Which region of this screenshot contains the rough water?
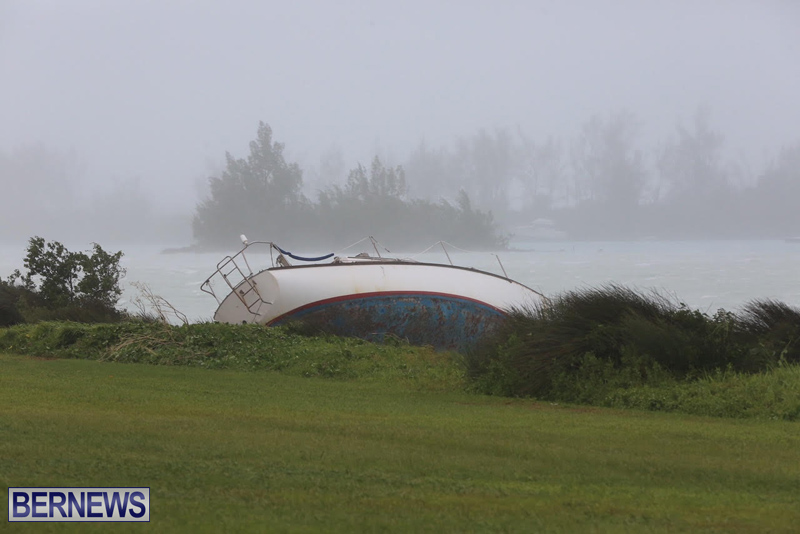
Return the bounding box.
[2,240,799,322]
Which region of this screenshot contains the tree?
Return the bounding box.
[453,128,515,214]
[0,283,24,326]
[559,111,648,237]
[304,146,346,195]
[319,156,407,206]
[571,111,646,208]
[657,106,726,203]
[316,156,503,249]
[404,140,457,201]
[6,237,125,312]
[345,156,407,201]
[516,132,564,211]
[193,122,307,246]
[650,107,735,235]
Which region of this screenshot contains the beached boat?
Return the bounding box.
[201,237,547,351]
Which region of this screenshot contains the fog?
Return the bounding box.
[1,0,799,249]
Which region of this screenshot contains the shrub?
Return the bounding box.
[3,237,127,324]
[738,299,800,364]
[466,284,795,401]
[0,281,25,327]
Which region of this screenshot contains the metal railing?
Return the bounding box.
[200,240,275,315]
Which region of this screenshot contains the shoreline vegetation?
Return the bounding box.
[1,301,798,421]
[466,285,800,420]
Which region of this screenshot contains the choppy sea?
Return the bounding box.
[2,239,799,322]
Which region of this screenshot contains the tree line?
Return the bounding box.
[194,111,800,250]
[192,122,503,250]
[401,107,800,239]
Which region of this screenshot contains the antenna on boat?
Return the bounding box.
[240,234,249,245]
[369,236,390,258]
[494,254,509,279]
[440,242,453,266]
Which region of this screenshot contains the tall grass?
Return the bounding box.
[738,298,800,362]
[467,284,800,413]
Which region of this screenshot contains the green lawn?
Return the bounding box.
[2,353,799,533]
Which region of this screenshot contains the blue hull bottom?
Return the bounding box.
[270,293,506,352]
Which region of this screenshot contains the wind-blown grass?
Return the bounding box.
[738,298,800,362]
[467,285,800,419]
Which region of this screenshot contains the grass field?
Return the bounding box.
[2,353,799,532]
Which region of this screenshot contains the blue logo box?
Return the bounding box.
[8,487,150,522]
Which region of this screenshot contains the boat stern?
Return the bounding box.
[213,270,279,324]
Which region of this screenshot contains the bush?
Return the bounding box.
[2,237,127,324]
[738,299,800,364]
[466,284,800,400]
[0,282,25,327]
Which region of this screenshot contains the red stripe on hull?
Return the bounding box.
[265,290,506,326]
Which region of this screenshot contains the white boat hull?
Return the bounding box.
[212,261,544,351]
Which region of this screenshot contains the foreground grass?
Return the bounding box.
[2,354,800,532]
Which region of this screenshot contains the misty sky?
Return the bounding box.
[1,0,799,211]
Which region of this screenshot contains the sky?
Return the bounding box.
[1,0,799,214]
